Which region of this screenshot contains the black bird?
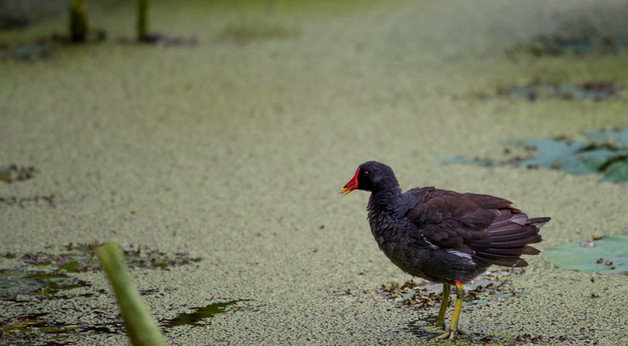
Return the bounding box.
[340,161,550,340]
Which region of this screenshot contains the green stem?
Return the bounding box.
[96,243,166,346]
[70,0,88,43]
[138,0,148,40]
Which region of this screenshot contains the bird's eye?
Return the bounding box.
[362,170,369,176]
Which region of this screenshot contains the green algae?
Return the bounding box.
[1,0,628,345]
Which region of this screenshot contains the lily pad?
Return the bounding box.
[542,235,628,275]
[604,161,628,182]
[443,125,628,183]
[585,126,628,147]
[518,138,591,174]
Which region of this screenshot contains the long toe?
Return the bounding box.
[435,329,458,340]
[423,325,446,334]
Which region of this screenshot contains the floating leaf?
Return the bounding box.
[577,147,626,172]
[518,138,592,174]
[585,126,628,147]
[542,235,628,274]
[443,126,628,183]
[603,160,628,182]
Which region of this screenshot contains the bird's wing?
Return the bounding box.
[405,188,544,267]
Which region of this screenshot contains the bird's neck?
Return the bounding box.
[366,188,406,251]
[367,187,402,214]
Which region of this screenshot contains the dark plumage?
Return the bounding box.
[341,161,550,340]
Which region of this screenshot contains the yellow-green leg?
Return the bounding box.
[423,282,450,333]
[436,280,465,340]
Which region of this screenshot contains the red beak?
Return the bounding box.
[340,167,359,196]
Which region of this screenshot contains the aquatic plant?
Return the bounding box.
[97,243,166,346]
[444,126,628,183]
[70,0,88,43]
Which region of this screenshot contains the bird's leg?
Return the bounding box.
[423,282,450,333]
[436,280,465,340]
[434,283,450,328]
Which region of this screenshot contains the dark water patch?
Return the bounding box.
[444,125,628,183]
[0,15,30,30]
[0,166,41,210]
[0,313,74,345]
[117,244,202,270]
[163,299,251,328]
[1,243,204,343]
[399,269,553,343]
[0,38,59,61]
[0,32,105,62]
[0,164,37,183]
[510,35,628,57]
[2,243,202,300]
[0,312,121,345]
[496,80,621,101]
[471,332,571,344]
[15,243,203,274]
[0,194,56,208]
[379,269,523,311]
[117,34,198,47]
[0,268,89,301]
[405,320,572,344]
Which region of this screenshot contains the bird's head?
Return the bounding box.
[340,161,397,195]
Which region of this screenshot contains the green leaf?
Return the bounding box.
[444,129,628,183]
[577,148,628,173]
[585,125,628,147]
[542,236,628,274]
[518,138,593,174]
[603,160,628,182]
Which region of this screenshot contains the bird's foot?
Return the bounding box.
[434,328,466,340]
[423,324,446,334]
[435,329,457,340]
